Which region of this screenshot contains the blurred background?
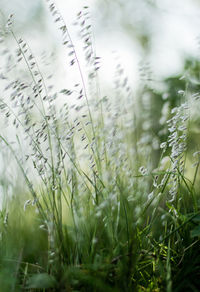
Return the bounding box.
[1,0,200,83]
[1,0,200,204]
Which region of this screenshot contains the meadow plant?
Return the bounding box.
[0,2,199,291]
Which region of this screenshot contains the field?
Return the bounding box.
[0,2,200,291]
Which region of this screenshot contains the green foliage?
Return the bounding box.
[0,1,199,291]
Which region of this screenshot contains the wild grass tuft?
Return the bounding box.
[0,2,199,291]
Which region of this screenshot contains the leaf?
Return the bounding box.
[27,273,56,289]
[190,225,200,238]
[192,214,200,223]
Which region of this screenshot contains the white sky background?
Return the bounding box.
[150,0,200,76]
[1,0,200,88]
[51,0,200,88]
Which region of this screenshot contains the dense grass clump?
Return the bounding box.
[0,2,200,291]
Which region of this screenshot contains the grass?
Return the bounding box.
[0,2,200,291]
